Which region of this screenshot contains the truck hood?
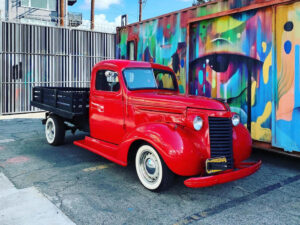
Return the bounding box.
[128,91,227,111]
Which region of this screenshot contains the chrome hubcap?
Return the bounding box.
[139,151,159,183]
[146,158,156,175]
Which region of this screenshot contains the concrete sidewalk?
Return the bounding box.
[0,112,45,120]
[0,173,75,225]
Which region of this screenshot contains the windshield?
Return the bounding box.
[123,68,178,91]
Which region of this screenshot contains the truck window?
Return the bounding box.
[154,70,176,90]
[95,70,120,92]
[123,68,178,91]
[123,68,157,90]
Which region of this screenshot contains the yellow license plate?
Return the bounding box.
[206,157,227,174]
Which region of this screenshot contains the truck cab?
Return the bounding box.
[32,60,261,191]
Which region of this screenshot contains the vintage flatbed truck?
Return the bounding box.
[31,60,261,191]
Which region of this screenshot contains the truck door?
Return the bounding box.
[90,69,125,144]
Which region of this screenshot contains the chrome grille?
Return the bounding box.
[209,117,233,169]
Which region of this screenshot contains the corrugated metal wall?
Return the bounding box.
[0,21,116,114]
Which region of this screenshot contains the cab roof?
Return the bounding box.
[94,60,174,72]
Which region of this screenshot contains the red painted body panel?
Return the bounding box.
[89,63,125,144]
[233,123,252,164]
[120,123,206,176]
[74,136,126,166]
[75,60,260,187]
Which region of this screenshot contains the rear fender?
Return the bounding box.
[118,123,206,176]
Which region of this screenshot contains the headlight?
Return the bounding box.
[193,116,203,131]
[232,114,240,126]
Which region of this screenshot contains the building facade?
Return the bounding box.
[0,0,5,19]
[0,0,78,26]
[117,0,300,154]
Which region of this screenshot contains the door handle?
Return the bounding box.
[91,102,104,113]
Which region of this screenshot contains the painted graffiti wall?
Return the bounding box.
[117,12,194,93]
[116,0,300,153]
[116,0,275,94]
[189,8,273,143]
[274,2,300,152]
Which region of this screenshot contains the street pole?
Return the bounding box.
[91,0,95,30]
[60,0,64,26]
[139,0,142,22]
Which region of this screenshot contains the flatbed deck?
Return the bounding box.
[31,87,90,120]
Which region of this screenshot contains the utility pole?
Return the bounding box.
[60,0,64,26]
[91,0,95,30]
[139,0,142,22]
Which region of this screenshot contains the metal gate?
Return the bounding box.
[0,21,116,114]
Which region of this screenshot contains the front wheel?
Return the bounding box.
[45,115,65,146]
[135,144,174,191]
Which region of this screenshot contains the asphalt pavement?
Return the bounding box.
[0,118,299,225]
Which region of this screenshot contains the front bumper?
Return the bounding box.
[184,161,262,188]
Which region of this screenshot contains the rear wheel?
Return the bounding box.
[135,144,174,191]
[45,115,65,146]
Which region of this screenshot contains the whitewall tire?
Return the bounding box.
[135,144,174,191]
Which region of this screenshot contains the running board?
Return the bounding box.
[74,136,127,166]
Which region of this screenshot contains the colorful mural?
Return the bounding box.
[274,2,300,152]
[117,12,194,93]
[117,0,300,153]
[189,8,273,143]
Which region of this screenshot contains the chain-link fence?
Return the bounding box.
[0,21,116,114]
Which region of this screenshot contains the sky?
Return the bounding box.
[68,0,195,30]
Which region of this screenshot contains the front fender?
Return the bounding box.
[233,124,252,164]
[118,123,207,176]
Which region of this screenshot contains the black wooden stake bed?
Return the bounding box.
[31,87,90,132]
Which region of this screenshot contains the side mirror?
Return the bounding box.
[105,71,119,83]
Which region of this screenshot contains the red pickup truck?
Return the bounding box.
[31,60,261,191]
